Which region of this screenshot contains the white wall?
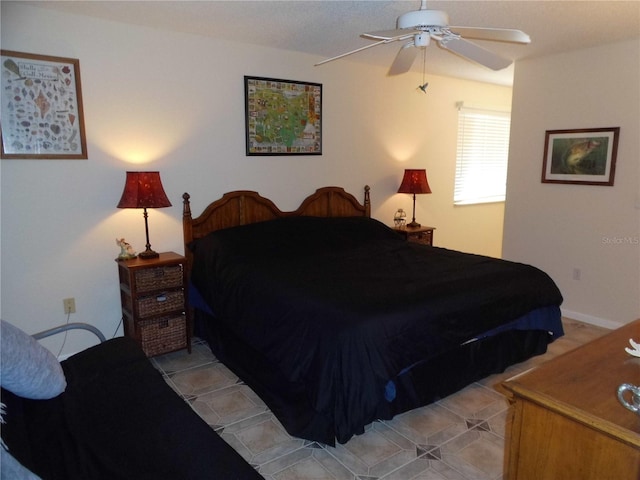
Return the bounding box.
[504,39,640,328]
[1,3,509,355]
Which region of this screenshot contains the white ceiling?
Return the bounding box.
[22,0,640,86]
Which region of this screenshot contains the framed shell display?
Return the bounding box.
[1,50,87,159]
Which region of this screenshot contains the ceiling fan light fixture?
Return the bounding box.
[397,10,449,30]
[414,33,430,47]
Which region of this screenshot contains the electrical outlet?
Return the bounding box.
[63,298,76,314]
[572,268,581,281]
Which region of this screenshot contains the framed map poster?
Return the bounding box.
[1,50,87,159]
[245,76,322,155]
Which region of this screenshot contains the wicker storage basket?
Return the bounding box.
[135,265,183,293]
[139,315,187,357]
[134,290,184,318]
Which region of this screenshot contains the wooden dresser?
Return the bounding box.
[502,319,640,480]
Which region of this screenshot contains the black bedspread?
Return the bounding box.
[190,216,563,443]
[1,337,263,479]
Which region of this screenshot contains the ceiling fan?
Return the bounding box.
[315,0,531,75]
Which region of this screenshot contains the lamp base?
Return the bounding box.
[406,220,421,228]
[138,249,160,260]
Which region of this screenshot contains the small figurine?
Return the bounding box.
[393,209,407,227]
[116,238,137,260]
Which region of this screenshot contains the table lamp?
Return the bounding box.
[117,171,172,259]
[397,169,431,228]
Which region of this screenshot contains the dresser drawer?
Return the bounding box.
[407,231,433,245]
[135,265,183,292]
[393,226,435,247]
[139,314,187,357]
[124,290,184,318]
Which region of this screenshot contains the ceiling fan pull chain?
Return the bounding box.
[418,48,428,93]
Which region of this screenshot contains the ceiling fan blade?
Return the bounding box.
[448,26,531,44]
[314,38,391,66]
[388,42,418,76]
[363,29,419,41]
[438,37,512,70]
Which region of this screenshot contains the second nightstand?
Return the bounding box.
[393,225,435,246]
[117,251,191,357]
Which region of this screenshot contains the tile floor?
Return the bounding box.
[151,318,608,480]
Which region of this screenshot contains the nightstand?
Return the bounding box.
[393,225,435,246]
[117,251,191,357]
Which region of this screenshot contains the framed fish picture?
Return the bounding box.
[1,50,87,159]
[541,127,619,185]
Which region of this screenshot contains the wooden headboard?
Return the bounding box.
[182,185,370,270]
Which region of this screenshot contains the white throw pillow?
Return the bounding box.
[0,320,66,399]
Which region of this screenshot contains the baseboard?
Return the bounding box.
[561,308,621,330]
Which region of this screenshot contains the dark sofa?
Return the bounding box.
[0,321,262,480]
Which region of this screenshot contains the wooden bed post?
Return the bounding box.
[182,192,194,282]
[182,193,193,246]
[364,185,371,217]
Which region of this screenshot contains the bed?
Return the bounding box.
[0,320,262,480]
[183,186,563,446]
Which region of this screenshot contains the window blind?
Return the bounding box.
[454,105,511,205]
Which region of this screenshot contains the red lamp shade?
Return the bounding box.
[397,169,432,195]
[117,171,171,259]
[397,169,431,228]
[117,171,172,209]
